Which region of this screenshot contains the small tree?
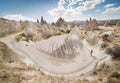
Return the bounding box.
[41,16,44,25]
[40,16,47,25]
[51,22,55,25]
[37,19,39,23]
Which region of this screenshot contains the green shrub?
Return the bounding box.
[65,29,71,33]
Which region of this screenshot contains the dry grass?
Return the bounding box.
[91,58,120,83]
[3,29,24,38]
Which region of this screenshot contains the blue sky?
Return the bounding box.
[0,0,120,22]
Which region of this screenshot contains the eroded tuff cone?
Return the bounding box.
[20,21,43,41]
[36,28,89,59]
[22,21,38,37]
[29,28,95,74]
[86,31,99,45]
[84,18,98,30]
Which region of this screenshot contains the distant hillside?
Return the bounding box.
[0,18,120,38]
[0,18,22,37]
[68,19,120,26]
[97,19,120,26]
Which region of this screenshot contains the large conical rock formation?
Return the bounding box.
[25,28,95,75]
[21,21,38,37]
[20,21,42,41]
[37,28,84,59]
[86,31,99,45]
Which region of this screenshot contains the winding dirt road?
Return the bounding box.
[0,32,109,77]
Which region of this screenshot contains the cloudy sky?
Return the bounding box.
[0,0,120,22]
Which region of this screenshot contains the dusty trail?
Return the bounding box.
[0,32,110,77]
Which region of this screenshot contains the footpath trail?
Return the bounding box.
[0,32,109,77]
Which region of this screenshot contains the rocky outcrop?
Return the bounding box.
[106,44,120,59]
[0,18,22,37]
[101,31,114,42]
[86,31,99,45]
[37,28,90,59]
[55,17,67,27]
[84,18,98,30]
[19,21,43,41]
[22,21,38,37]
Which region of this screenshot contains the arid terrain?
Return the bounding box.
[0,17,120,83]
[1,0,120,82]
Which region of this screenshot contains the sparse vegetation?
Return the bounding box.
[0,18,23,38]
[40,16,47,25]
[66,29,71,33]
[106,45,120,59]
[0,16,120,83]
[60,29,71,34]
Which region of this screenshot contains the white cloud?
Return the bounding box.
[48,0,105,21]
[68,0,83,7]
[104,4,115,8]
[3,14,35,22]
[95,9,100,12]
[102,6,120,15]
[58,0,66,6]
[48,6,66,17]
[102,3,120,15]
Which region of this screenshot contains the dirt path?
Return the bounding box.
[0,32,109,77]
